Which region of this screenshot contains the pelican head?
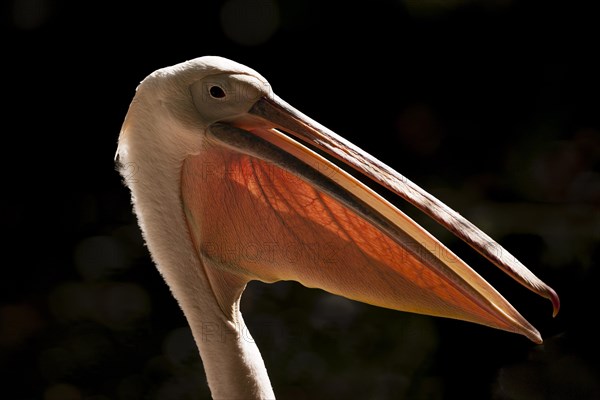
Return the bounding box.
[117,56,558,399]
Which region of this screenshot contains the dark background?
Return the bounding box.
[3,0,599,399]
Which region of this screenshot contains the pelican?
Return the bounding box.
[116,56,559,399]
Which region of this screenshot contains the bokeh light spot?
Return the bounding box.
[74,236,130,281]
[0,303,43,347]
[100,283,151,328]
[163,327,199,366]
[38,347,76,381]
[220,0,280,46]
[12,0,51,30]
[49,282,150,328]
[49,282,97,321]
[310,294,358,329]
[43,383,82,400]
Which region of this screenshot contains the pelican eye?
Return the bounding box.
[209,85,226,99]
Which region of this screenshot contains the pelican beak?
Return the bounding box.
[205,94,559,344]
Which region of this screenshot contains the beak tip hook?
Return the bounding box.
[549,287,560,318]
